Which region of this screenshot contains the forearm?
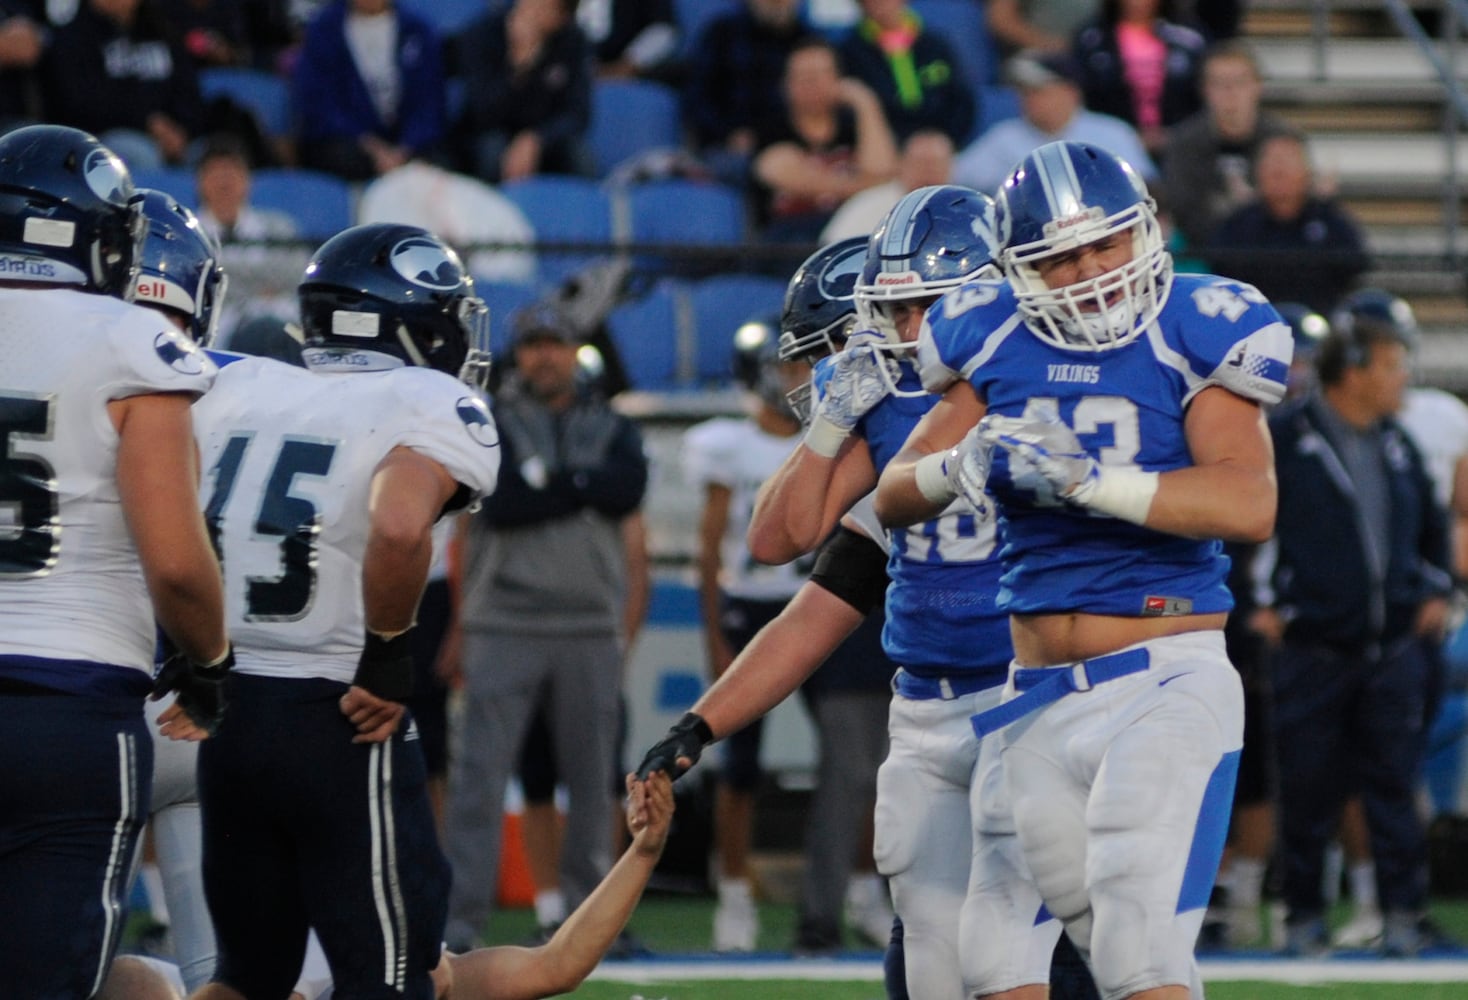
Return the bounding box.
[1140,462,1276,542]
[537,846,660,990]
[364,448,458,633]
[874,446,951,528]
[747,446,843,564]
[692,584,865,739]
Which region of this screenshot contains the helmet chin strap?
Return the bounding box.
[395,322,431,368]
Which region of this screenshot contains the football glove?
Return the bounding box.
[979,412,1158,524]
[804,332,899,456]
[635,712,714,781]
[152,646,233,736]
[354,628,415,702]
[914,425,992,515]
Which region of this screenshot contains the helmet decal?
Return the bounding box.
[390,237,464,290]
[83,147,131,207]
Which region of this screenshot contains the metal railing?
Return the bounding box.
[1307,0,1468,265]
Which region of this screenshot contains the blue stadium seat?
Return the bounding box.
[198,67,293,138]
[501,175,615,288]
[675,0,740,54]
[589,79,684,177]
[403,0,488,36]
[476,281,543,359]
[689,274,787,384]
[978,84,1024,134]
[626,179,746,248]
[913,0,998,93]
[606,279,689,391]
[130,167,197,209]
[249,168,354,242]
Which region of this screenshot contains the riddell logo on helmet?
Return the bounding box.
[1042,206,1104,237]
[875,273,920,286]
[136,279,167,300]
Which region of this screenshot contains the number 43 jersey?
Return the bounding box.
[918,273,1292,619]
[0,288,216,685]
[193,355,500,683]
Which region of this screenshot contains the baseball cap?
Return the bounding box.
[510,302,580,346]
[1005,50,1082,89]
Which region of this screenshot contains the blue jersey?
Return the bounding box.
[919,274,1290,618]
[814,353,1010,681]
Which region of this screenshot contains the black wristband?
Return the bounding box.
[678,711,714,746]
[354,629,415,701]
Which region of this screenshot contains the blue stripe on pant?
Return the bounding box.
[1177,749,1241,913]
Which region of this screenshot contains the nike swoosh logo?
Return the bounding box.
[1158,673,1188,687]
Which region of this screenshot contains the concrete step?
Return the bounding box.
[1304,131,1468,187]
[1243,8,1381,38]
[1274,101,1444,131]
[1252,38,1467,83]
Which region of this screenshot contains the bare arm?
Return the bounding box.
[110,393,227,665]
[442,772,675,1000]
[1147,386,1277,543]
[1453,452,1468,579]
[343,447,460,743]
[747,436,877,564]
[362,447,460,634]
[691,581,867,740]
[874,380,986,528]
[985,0,1071,52]
[842,77,898,183]
[696,483,735,679]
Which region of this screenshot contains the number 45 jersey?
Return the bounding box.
[918,274,1291,619]
[193,355,500,682]
[0,288,216,686]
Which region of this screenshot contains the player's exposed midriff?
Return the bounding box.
[1010,610,1229,667]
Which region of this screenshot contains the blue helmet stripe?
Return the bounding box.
[878,185,939,272]
[1032,142,1083,223]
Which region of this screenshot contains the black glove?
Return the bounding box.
[635,711,714,781]
[354,629,415,702]
[151,647,233,736]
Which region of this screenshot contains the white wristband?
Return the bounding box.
[914,450,958,505]
[1080,467,1159,525]
[803,414,849,458]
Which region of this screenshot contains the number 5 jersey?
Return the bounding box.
[0,288,217,689]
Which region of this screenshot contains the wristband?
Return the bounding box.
[354,629,415,701]
[679,711,715,746]
[803,414,849,458]
[914,450,958,505]
[1073,467,1158,525]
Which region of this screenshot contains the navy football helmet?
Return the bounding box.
[133,189,227,344]
[1275,301,1330,357]
[1333,287,1418,345]
[0,124,144,297]
[778,235,866,365]
[298,223,492,389]
[732,315,799,416]
[855,184,998,346]
[996,141,1171,351]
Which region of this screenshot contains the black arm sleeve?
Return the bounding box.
[809,524,890,615]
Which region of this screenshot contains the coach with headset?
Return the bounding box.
[1253,301,1454,958]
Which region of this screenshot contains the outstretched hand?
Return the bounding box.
[626,770,674,857]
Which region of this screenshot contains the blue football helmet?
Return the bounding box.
[778,235,866,365]
[856,184,998,346]
[1274,301,1330,358]
[0,124,144,297]
[996,141,1171,351]
[298,223,492,389]
[133,189,227,344]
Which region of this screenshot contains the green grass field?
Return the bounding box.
[460,893,1468,998]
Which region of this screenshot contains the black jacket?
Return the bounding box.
[1263,394,1452,648]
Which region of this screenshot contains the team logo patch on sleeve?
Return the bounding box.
[154,330,207,375]
[456,395,499,448]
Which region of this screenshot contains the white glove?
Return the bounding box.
[978,411,1096,500]
[914,425,992,515]
[804,332,898,457]
[978,411,1158,524]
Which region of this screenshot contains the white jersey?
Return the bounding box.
[681,415,806,601]
[1398,386,1468,510]
[193,357,500,683]
[0,287,216,679]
